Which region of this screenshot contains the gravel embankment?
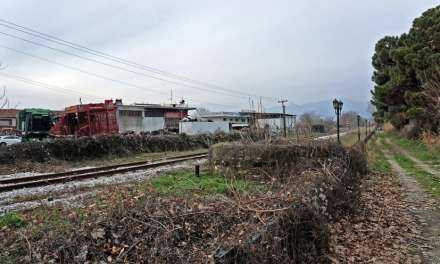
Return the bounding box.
[0,159,205,215]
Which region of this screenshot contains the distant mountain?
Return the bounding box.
[268,98,373,119]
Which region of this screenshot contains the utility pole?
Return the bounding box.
[170,89,174,104]
[293,114,298,141]
[278,99,288,137]
[357,115,361,142]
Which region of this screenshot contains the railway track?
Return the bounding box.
[0,152,208,192]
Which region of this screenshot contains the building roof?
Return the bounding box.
[201,112,245,118]
[0,109,20,118]
[20,108,54,117]
[131,103,196,111]
[240,111,294,118]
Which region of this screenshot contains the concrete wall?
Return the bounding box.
[142,117,165,132]
[257,116,294,133]
[201,116,248,124]
[117,116,143,133]
[179,121,230,135]
[118,115,165,133]
[116,107,143,133]
[117,107,166,133]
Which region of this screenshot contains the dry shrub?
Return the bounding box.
[421,130,440,150]
[211,141,367,263]
[215,204,330,264]
[1,140,368,263]
[383,122,395,133]
[210,141,349,180]
[0,132,259,165]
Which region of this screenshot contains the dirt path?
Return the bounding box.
[381,146,440,263]
[385,138,439,176]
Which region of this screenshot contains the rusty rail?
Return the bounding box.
[0,152,208,192]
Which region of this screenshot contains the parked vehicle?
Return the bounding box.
[0,135,22,146]
[18,108,56,141]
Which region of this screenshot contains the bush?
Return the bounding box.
[211,141,368,263]
[421,131,440,150]
[1,132,251,165]
[210,141,349,179]
[0,213,26,229]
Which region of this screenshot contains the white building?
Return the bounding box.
[116,101,195,133]
[179,121,230,135]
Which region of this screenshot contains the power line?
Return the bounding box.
[0,43,252,107]
[0,71,236,109]
[0,29,254,100]
[0,43,171,97]
[0,71,104,100]
[0,18,276,100]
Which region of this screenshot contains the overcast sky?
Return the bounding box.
[0,0,438,110]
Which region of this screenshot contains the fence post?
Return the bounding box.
[195,164,200,177]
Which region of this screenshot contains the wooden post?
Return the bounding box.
[195,164,200,177]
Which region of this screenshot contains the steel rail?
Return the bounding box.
[0,152,208,192]
[0,152,208,185]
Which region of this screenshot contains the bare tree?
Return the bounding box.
[0,86,8,109]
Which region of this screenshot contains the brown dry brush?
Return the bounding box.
[210,142,367,263]
[0,141,367,263]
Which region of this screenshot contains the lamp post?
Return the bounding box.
[333,99,343,143]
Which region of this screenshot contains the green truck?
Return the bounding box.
[18,108,55,141]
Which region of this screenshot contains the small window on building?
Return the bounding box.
[144,109,164,117]
[241,119,246,122]
[223,118,227,121]
[0,119,12,126]
[119,110,142,117]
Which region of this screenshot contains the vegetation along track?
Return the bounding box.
[0,152,208,192]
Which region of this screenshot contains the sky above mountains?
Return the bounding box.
[0,1,438,111]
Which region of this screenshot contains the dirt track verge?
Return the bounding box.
[382,147,440,263]
[385,138,439,176]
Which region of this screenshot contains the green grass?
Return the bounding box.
[387,133,440,166]
[394,154,440,198]
[0,254,18,264]
[367,137,392,173]
[0,213,26,229]
[151,170,259,195]
[32,208,73,231]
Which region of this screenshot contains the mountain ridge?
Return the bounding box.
[267,98,373,118]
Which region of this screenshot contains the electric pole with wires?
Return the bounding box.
[278,99,288,137]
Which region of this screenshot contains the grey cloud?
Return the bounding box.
[0,0,437,111]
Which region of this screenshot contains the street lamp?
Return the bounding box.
[333,99,343,143]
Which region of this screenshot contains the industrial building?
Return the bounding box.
[199,112,250,130]
[51,100,118,137]
[180,110,295,135]
[0,109,19,133]
[242,111,295,134]
[179,121,230,135]
[116,100,195,133]
[5,98,294,137]
[51,99,195,137]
